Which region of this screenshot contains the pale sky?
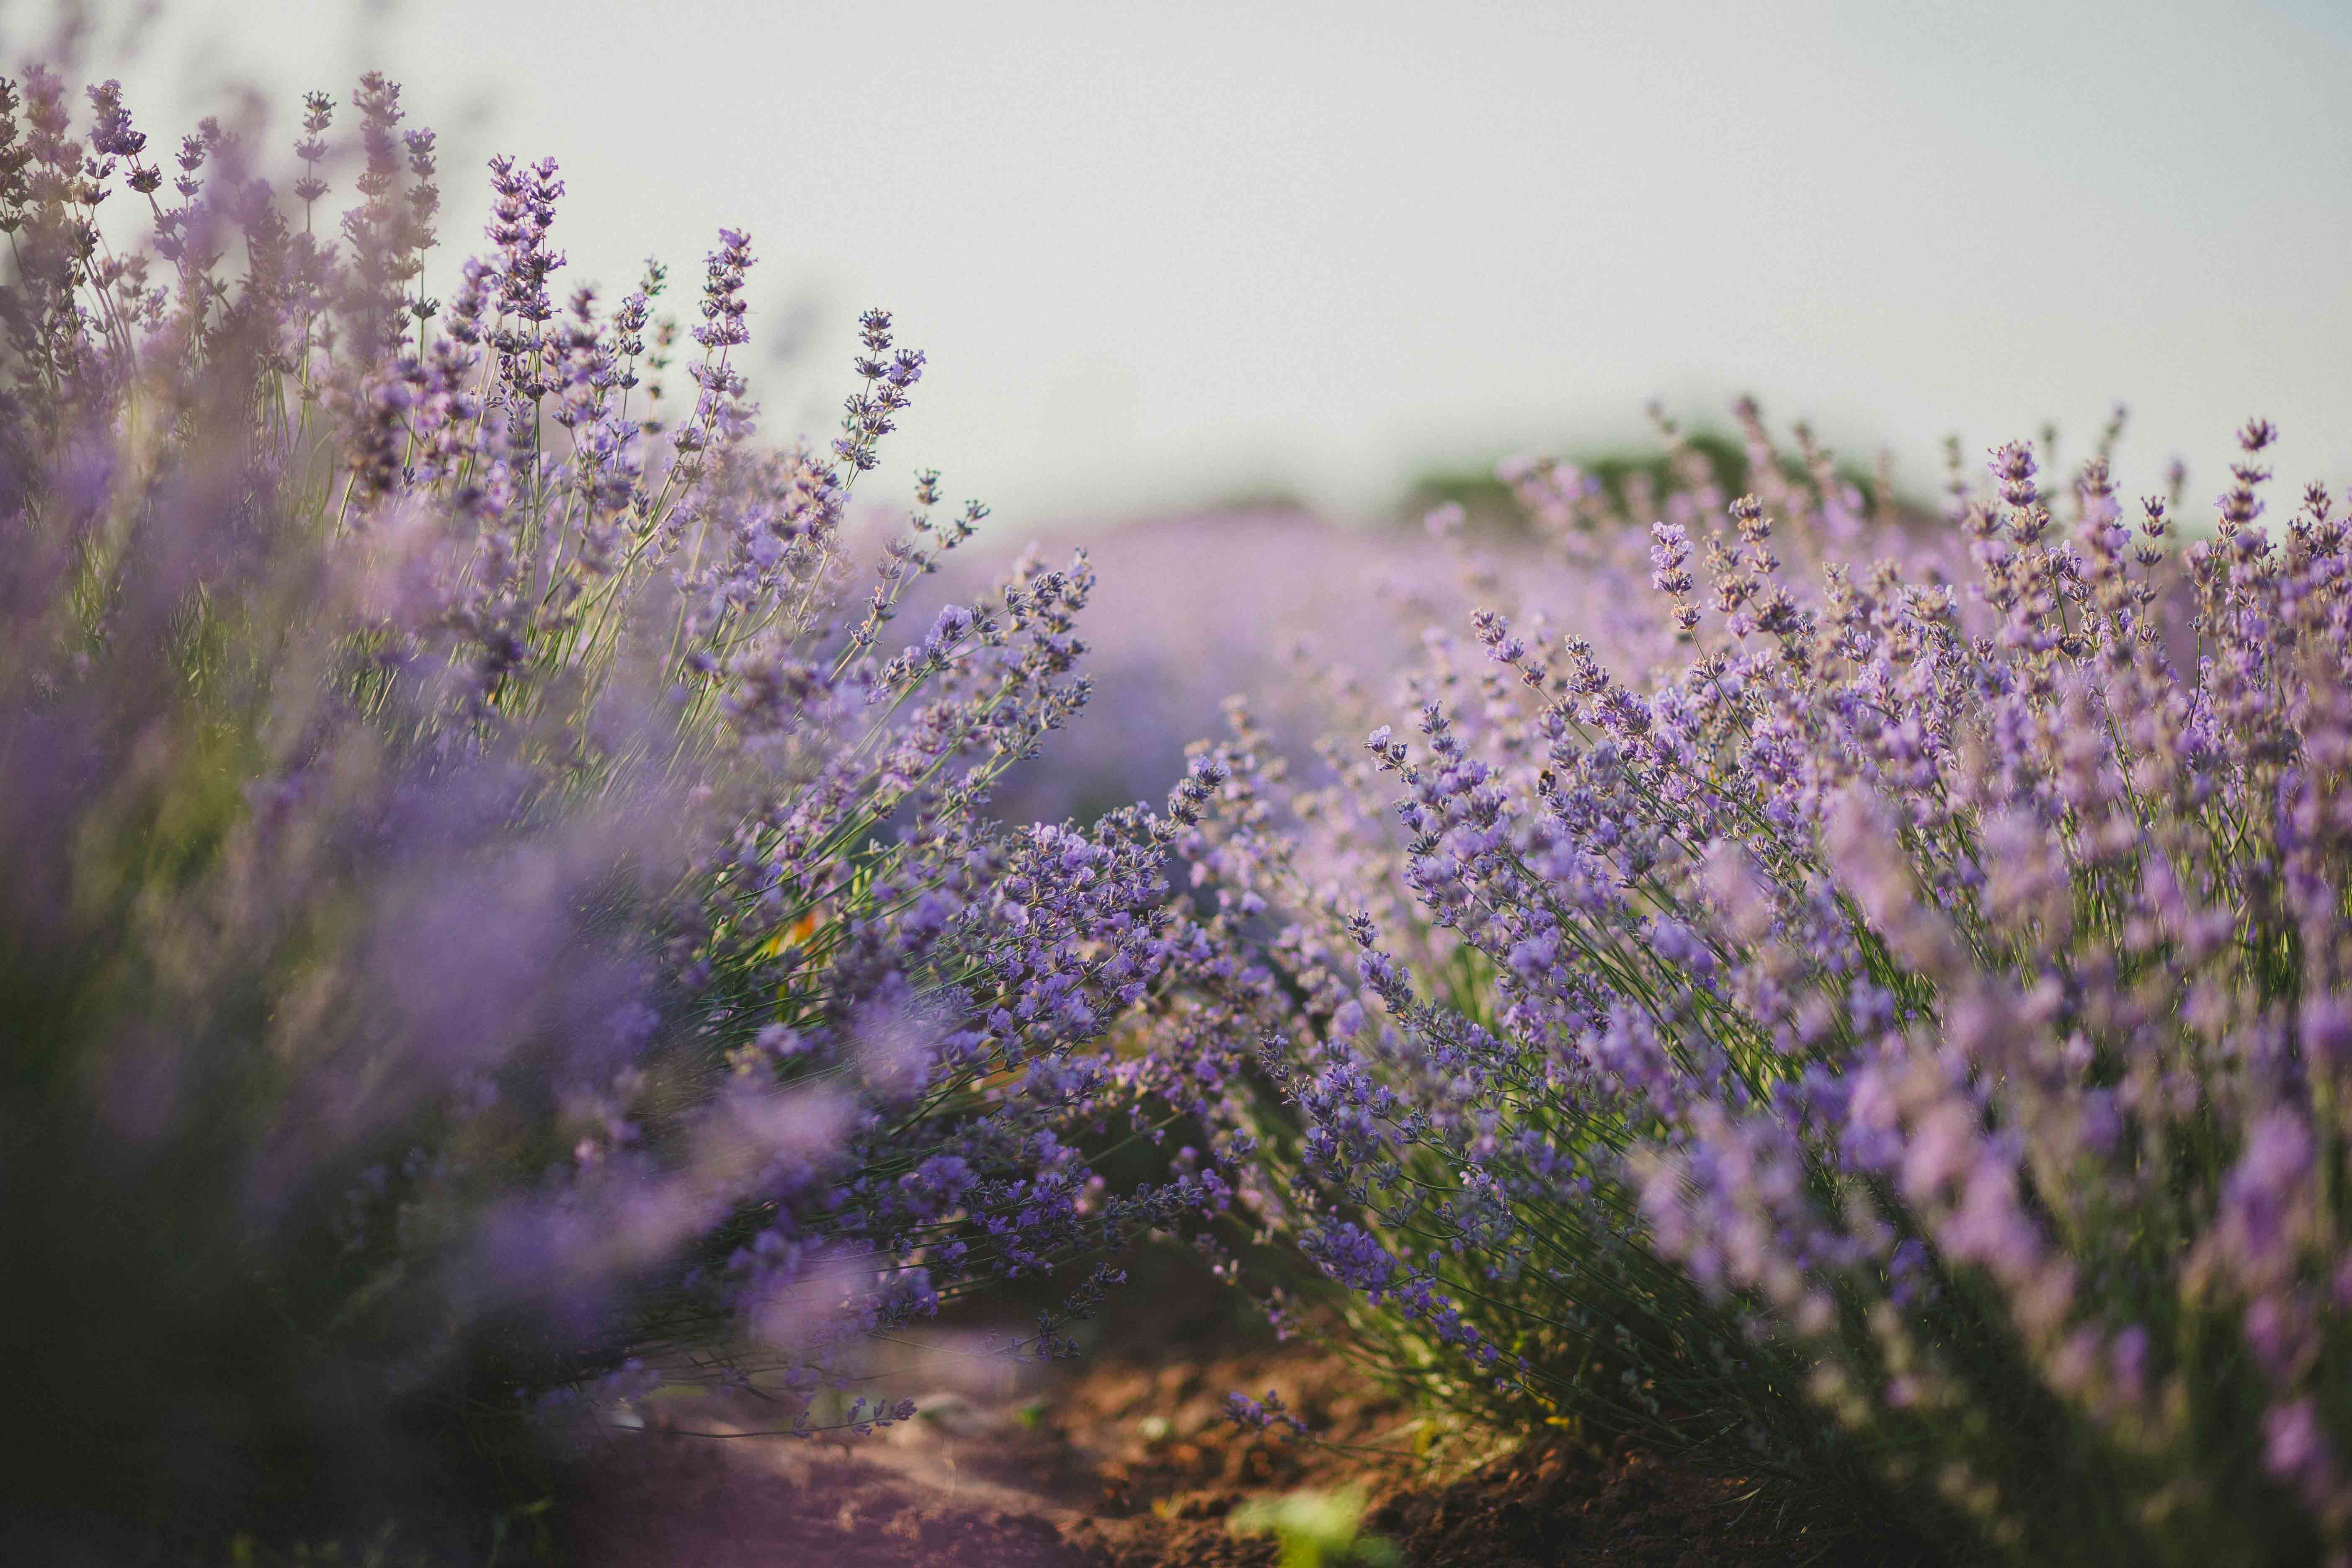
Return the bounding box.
[75,0,2352,523]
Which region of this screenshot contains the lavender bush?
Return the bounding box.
[1182,407,2352,1564]
[0,63,1237,1549]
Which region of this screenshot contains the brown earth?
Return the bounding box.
[561,1331,1939,1568]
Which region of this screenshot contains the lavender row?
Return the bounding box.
[0,66,1243,1545]
[1172,405,2352,1564]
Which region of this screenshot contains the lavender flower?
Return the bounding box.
[0,64,1237,1550]
[1168,400,2352,1564]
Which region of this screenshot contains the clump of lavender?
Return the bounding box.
[0,67,1233,1548]
[1181,407,2352,1563]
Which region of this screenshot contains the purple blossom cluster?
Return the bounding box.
[0,67,1247,1545]
[1172,407,2352,1563]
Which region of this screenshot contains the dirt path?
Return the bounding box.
[561,1341,1930,1568]
[563,1347,1346,1568]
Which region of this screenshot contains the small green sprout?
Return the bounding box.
[1227,1485,1401,1568]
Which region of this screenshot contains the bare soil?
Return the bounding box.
[562,1332,1939,1568]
